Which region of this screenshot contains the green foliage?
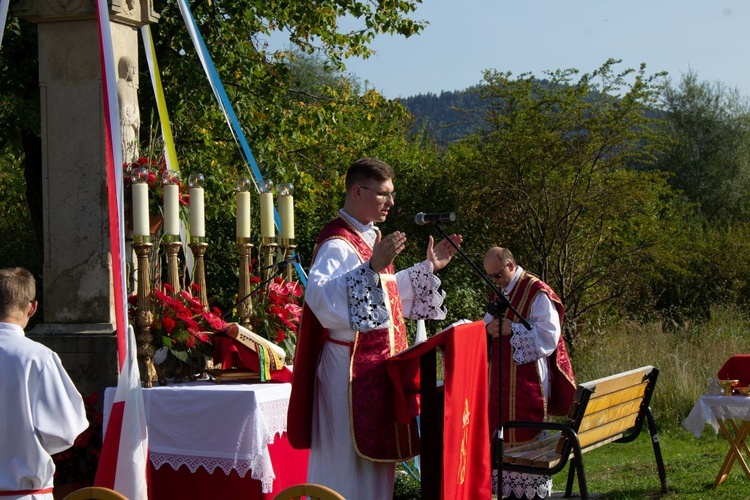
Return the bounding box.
[429,60,685,340]
[393,463,421,499]
[0,144,41,274]
[656,70,750,223]
[123,1,433,310]
[573,305,750,430]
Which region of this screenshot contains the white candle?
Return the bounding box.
[260,191,275,238]
[132,182,150,236]
[189,186,205,237]
[236,191,251,238]
[163,184,179,235]
[278,194,294,239]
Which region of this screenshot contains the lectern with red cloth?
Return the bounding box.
[387,320,491,499]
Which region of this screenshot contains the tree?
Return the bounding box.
[656,70,750,222]
[435,60,683,341]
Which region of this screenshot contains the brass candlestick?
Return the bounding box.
[162,234,181,298]
[261,236,278,286]
[133,237,157,388]
[280,237,297,282]
[189,237,209,311]
[237,238,254,329]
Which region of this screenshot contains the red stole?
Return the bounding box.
[287,217,419,461]
[488,272,576,444]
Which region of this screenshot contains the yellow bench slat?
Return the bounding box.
[578,414,639,448]
[579,399,642,433]
[586,383,648,413]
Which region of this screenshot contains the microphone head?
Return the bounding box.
[414,212,456,225]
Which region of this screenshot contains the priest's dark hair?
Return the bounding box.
[345,157,394,191]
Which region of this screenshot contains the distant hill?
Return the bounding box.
[399,87,488,146]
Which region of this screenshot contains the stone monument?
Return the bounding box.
[12,0,158,397]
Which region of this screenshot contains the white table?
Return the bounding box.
[684,394,750,489]
[104,380,292,493]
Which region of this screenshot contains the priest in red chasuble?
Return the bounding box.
[287,157,462,500]
[484,247,576,500]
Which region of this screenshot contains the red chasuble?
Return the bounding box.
[488,272,576,444]
[287,217,419,461]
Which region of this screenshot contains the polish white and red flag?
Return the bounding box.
[92,0,149,496]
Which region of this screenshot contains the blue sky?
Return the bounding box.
[316,0,750,99]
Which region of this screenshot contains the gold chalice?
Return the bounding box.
[718,379,740,396]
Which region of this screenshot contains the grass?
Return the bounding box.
[397,430,750,498]
[549,429,750,499]
[394,305,750,499]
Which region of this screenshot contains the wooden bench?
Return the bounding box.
[501,365,668,499]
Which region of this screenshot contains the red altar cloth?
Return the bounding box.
[387,320,491,500]
[718,354,750,386]
[149,433,308,499]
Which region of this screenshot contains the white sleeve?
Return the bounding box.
[305,239,389,331]
[509,292,561,365]
[33,353,89,456]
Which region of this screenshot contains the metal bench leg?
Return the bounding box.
[564,441,588,500]
[565,458,576,497]
[646,407,669,494]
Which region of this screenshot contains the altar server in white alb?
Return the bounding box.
[288,158,463,499]
[0,267,88,500]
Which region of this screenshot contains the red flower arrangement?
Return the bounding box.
[52,392,103,486]
[128,283,227,371]
[247,275,303,359]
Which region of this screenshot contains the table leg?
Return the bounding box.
[712,419,750,489]
[728,421,750,479]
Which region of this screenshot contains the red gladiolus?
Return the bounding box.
[186,335,196,349]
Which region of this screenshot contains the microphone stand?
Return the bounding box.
[431,222,531,486]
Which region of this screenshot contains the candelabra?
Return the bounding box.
[133,237,157,387]
[261,236,278,286]
[162,234,182,299]
[279,237,297,282]
[237,238,254,328]
[189,237,209,311]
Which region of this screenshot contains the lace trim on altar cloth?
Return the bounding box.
[346,263,389,331]
[510,325,539,365]
[259,396,289,438]
[492,469,552,499]
[407,261,447,320]
[151,452,276,493]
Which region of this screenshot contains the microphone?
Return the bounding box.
[414,212,456,225]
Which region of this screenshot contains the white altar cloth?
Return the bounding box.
[104,381,291,493]
[683,395,750,436]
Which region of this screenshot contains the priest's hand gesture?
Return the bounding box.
[427,234,463,272]
[370,229,407,273]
